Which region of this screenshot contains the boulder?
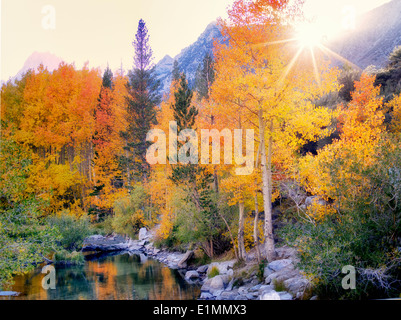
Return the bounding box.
[201,275,226,292]
[200,292,214,300]
[178,250,194,269]
[305,196,327,207]
[138,228,149,241]
[196,265,209,274]
[210,275,225,290]
[265,267,299,285]
[0,291,20,297]
[278,292,293,300]
[260,290,281,300]
[267,259,293,272]
[258,285,275,295]
[207,260,236,276]
[219,291,237,300]
[284,277,311,298]
[82,235,128,252]
[185,270,200,280]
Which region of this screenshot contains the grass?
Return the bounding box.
[273,279,287,292]
[53,250,85,265]
[208,266,220,279]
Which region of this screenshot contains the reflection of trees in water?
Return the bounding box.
[7,253,200,300]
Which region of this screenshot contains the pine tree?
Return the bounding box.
[172,60,181,83]
[123,19,161,185]
[170,74,220,257]
[195,53,215,101]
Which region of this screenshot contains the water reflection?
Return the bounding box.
[2,252,200,300]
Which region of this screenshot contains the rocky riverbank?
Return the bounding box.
[82,229,315,301]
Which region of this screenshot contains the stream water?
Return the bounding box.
[1,251,201,300]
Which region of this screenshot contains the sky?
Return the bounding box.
[0,0,393,82]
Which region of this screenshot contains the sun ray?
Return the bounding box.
[310,47,322,92]
[278,46,304,87]
[317,44,362,71]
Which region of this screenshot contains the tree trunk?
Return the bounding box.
[253,193,262,264]
[218,211,238,260]
[259,112,276,262]
[238,202,246,261]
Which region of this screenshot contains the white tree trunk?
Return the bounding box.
[238,202,247,260]
[259,112,276,262]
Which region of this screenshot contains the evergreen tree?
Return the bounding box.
[170,74,220,257]
[123,19,161,185]
[102,65,114,89]
[194,53,215,101]
[172,60,181,83]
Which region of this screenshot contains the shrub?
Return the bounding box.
[53,250,85,265]
[208,266,220,279]
[111,184,149,238]
[48,213,92,251]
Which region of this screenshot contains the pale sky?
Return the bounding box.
[0,0,393,82]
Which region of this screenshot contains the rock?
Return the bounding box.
[138,228,149,241]
[260,290,281,300]
[284,277,311,298]
[275,246,298,260]
[225,279,235,291]
[221,291,237,299]
[265,267,299,285]
[235,295,248,300]
[200,292,214,300]
[264,266,274,278]
[305,196,327,207]
[0,291,20,297]
[82,235,128,252]
[213,289,224,297]
[178,250,194,269]
[310,296,318,300]
[258,285,275,295]
[246,293,257,300]
[278,292,293,300]
[196,265,209,274]
[267,259,293,272]
[210,275,225,290]
[185,270,200,280]
[207,260,236,275]
[250,284,262,292]
[238,286,249,295]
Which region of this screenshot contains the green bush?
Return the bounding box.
[53,250,85,265]
[111,184,148,238]
[48,214,92,251]
[208,266,220,279]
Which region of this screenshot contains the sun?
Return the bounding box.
[296,22,325,48]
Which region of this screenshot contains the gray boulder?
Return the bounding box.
[284,277,311,299]
[138,228,149,240]
[265,267,299,285]
[178,250,194,269]
[267,259,293,272]
[260,290,281,300]
[185,270,200,280]
[196,265,209,274]
[278,291,293,300]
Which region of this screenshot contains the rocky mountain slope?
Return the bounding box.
[328,0,401,69]
[154,21,223,96]
[9,51,63,83]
